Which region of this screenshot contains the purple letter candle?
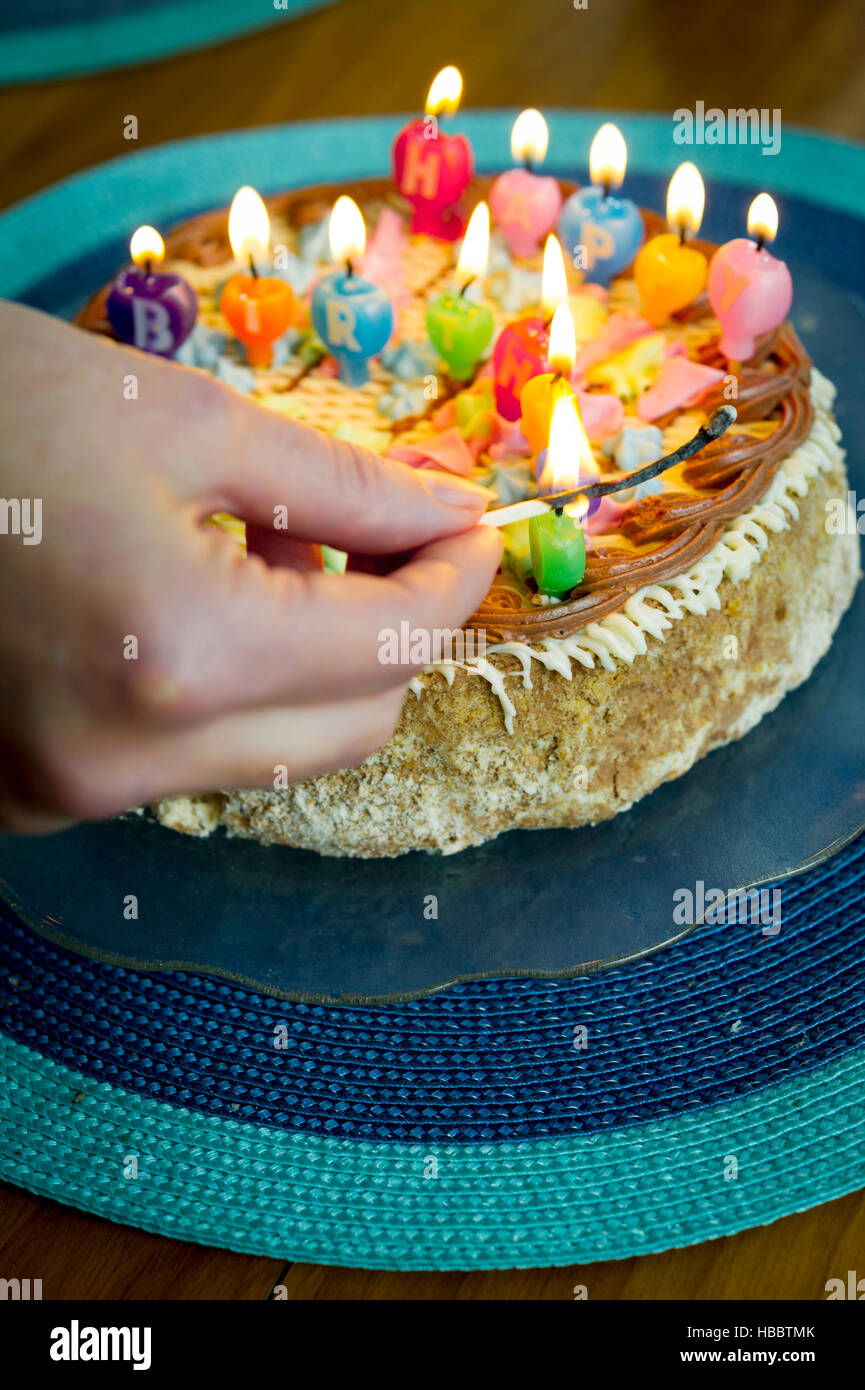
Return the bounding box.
[106,226,198,357]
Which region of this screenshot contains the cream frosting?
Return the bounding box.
[409,370,841,733]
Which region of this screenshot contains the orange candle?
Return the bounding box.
[220,186,295,368]
[634,162,707,326]
[519,299,577,455]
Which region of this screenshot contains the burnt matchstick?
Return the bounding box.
[479,406,738,529]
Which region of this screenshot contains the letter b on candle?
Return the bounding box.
[131,297,175,353]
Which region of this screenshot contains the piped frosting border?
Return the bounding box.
[410,370,842,733]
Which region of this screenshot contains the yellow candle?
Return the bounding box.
[519,299,576,455]
[634,162,708,326]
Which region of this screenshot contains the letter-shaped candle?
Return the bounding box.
[392,66,474,242]
[489,109,563,258]
[558,123,644,285]
[106,225,197,357]
[220,187,296,368]
[528,393,589,597]
[426,202,494,381]
[633,162,708,325]
[310,196,395,386]
[707,194,793,362]
[492,232,568,420]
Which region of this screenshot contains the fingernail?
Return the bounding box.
[421,470,497,508]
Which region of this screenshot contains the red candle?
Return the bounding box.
[392,66,473,242]
[220,186,295,368]
[492,234,568,420]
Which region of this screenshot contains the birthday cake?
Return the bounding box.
[77,119,860,857]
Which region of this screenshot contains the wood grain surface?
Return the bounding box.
[0,0,863,1300]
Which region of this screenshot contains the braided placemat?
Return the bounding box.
[2,834,864,1268]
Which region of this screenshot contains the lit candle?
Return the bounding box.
[392,65,474,242]
[106,225,197,357]
[707,194,793,363]
[310,196,395,386]
[489,109,563,259]
[633,162,708,325]
[426,201,494,381]
[557,124,644,285]
[519,298,577,455]
[528,393,588,597]
[220,187,296,368]
[492,232,567,420]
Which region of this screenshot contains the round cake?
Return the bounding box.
[77,174,860,856]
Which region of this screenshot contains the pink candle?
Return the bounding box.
[489,110,562,259]
[707,194,793,362]
[392,66,473,242]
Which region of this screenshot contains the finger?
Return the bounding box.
[146,523,503,721]
[20,688,409,822]
[171,377,494,552]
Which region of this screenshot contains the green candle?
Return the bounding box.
[426,201,494,381]
[529,508,586,598]
[426,290,494,381]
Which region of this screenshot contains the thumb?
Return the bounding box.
[188,386,494,553]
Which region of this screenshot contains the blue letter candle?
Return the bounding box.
[558,124,644,286]
[310,197,394,387]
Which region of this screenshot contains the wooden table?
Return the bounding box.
[1,0,863,1299]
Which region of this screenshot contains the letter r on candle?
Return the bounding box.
[325,297,361,351]
[131,298,175,353]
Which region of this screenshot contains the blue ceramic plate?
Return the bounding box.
[0,115,863,1002]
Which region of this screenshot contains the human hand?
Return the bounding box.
[0,302,502,831]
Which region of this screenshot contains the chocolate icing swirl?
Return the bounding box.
[76,179,814,647]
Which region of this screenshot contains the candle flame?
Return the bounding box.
[547,299,576,375]
[228,186,270,266]
[328,195,366,264]
[589,123,627,190]
[511,108,549,165]
[666,162,705,236]
[130,225,165,267]
[540,234,568,319]
[747,192,779,243]
[544,393,596,513]
[425,65,463,116]
[457,201,490,281]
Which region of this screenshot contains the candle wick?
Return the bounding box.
[524,155,534,174]
[144,258,153,277]
[679,224,687,247]
[249,253,259,280]
[755,233,766,252]
[459,274,476,299]
[345,258,354,279]
[602,179,610,201]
